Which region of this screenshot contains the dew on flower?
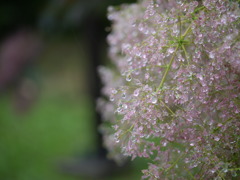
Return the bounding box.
[151,96,158,104]
[112,125,119,130]
[209,51,215,59]
[151,29,156,35]
[231,171,237,177]
[126,74,132,82]
[111,88,118,94]
[122,104,128,109]
[116,107,122,113]
[210,169,216,174]
[173,24,179,35]
[110,95,114,102]
[196,74,203,81]
[185,158,190,164]
[122,93,126,99]
[133,89,140,97]
[222,168,228,173]
[187,117,193,122]
[145,73,150,80]
[217,123,222,127]
[176,0,183,5]
[167,48,174,54]
[127,57,132,62]
[162,141,167,147]
[214,136,220,141]
[99,0,240,179]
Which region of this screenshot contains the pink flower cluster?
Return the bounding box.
[98,0,240,179]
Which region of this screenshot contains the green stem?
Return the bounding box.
[156,23,192,92]
[165,150,187,172]
[217,169,226,180]
[182,44,190,65]
[184,166,197,180]
[182,24,192,38]
[119,124,134,139]
[160,99,175,115]
[156,45,180,91]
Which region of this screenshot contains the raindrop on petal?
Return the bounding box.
[126,74,132,82]
[151,96,158,104]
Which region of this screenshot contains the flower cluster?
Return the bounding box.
[98,0,240,179]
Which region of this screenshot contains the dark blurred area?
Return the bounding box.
[0,0,147,179]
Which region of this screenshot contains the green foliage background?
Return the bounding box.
[0,39,146,180]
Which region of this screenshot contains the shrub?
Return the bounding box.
[98,0,240,179]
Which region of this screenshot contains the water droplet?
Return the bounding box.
[223,168,228,173]
[193,163,198,168]
[209,51,215,59]
[173,24,179,35]
[145,73,150,80]
[198,33,203,38]
[208,120,213,126]
[210,169,216,174]
[138,23,145,32]
[111,89,118,94]
[221,15,227,25]
[136,51,141,57]
[168,48,174,54]
[122,104,128,109]
[187,117,193,122]
[231,171,237,177]
[151,96,158,104]
[217,123,222,127]
[110,95,114,102]
[112,125,119,130]
[151,29,156,35]
[222,41,231,50]
[126,74,132,82]
[176,0,182,4]
[162,141,167,147]
[139,126,143,131]
[143,29,149,35]
[133,89,140,97]
[197,74,203,81]
[127,57,132,62]
[116,107,122,113]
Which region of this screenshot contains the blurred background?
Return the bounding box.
[0,0,147,179]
